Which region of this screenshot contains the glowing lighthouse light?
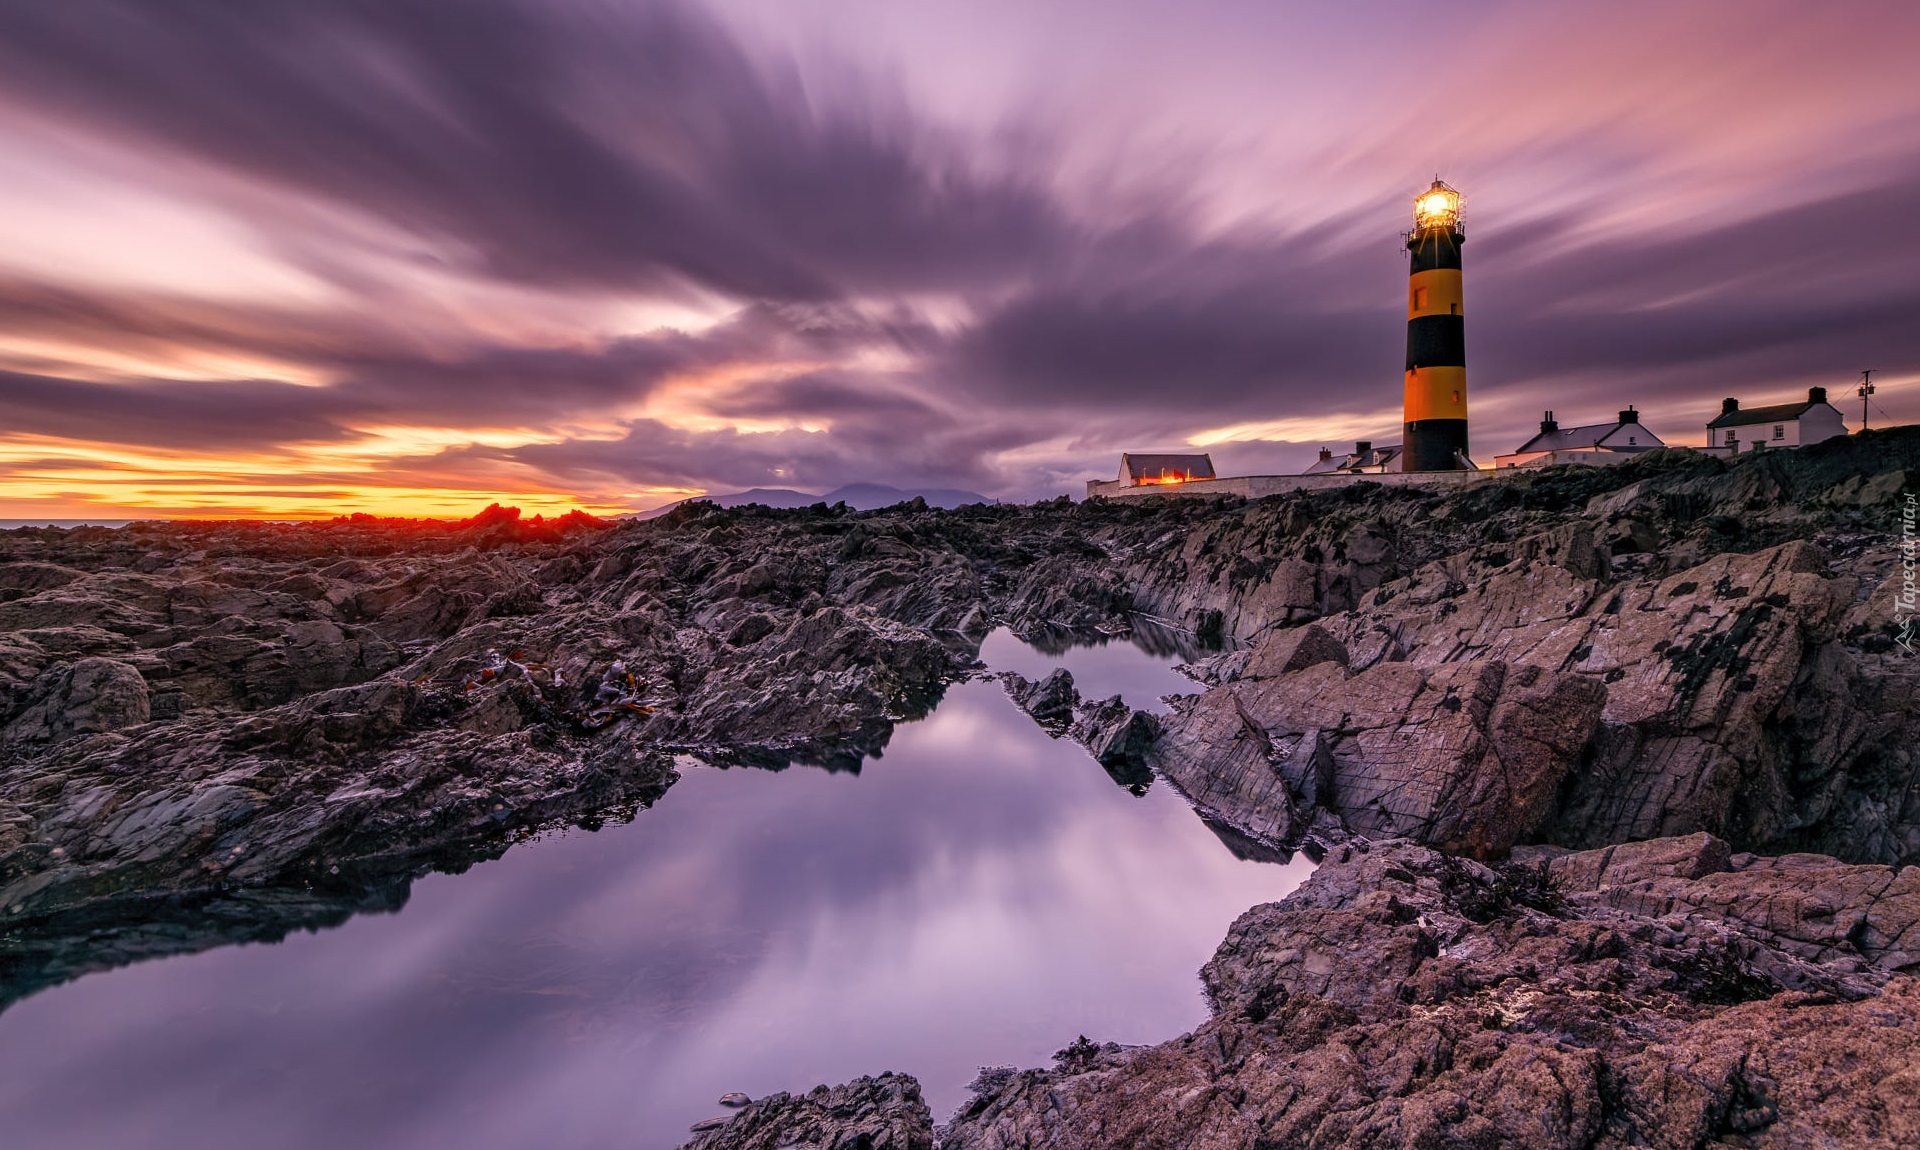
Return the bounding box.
[1413,182,1462,231]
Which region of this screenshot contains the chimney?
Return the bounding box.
[1539,410,1558,434]
[1318,447,1333,462]
[1618,404,1637,425]
[1808,386,1827,404]
[1721,397,1739,415]
[1355,441,1372,456]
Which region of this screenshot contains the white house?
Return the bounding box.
[1303,441,1403,475]
[1494,406,1664,469]
[1704,387,1848,452]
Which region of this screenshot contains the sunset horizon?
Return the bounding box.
[1,0,1914,520]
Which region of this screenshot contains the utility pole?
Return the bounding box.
[1858,369,1876,432]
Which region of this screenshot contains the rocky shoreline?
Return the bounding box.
[932,833,1920,1149]
[697,832,1919,1149]
[2,430,1916,1145]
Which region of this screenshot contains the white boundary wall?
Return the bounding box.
[1087,469,1491,501]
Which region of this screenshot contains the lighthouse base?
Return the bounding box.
[1401,419,1471,472]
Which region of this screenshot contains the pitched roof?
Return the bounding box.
[1511,418,1661,455]
[1302,443,1402,474]
[1120,453,1215,481]
[1706,400,1822,428]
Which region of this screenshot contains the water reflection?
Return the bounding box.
[978,626,1201,711]
[1013,615,1223,664]
[0,635,1308,1150]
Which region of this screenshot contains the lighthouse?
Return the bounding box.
[1401,179,1471,471]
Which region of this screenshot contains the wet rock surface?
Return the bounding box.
[1,432,1917,1143]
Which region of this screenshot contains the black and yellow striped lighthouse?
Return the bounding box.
[1401,179,1471,471]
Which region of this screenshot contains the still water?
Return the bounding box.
[0,631,1310,1149]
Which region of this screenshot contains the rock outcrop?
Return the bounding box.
[1145,432,1920,867]
[1002,669,1158,789]
[3,656,149,744]
[1156,655,1608,859]
[678,1073,932,1150]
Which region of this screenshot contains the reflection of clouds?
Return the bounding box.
[623,682,1308,1130]
[0,652,1307,1149]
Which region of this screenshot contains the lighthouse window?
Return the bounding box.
[1450,302,1459,315]
[1628,436,1636,445]
[1413,287,1428,309]
[1773,425,1784,440]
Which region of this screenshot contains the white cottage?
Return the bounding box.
[1303,441,1403,475]
[1704,387,1848,452]
[1493,406,1664,469]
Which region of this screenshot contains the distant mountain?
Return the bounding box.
[820,483,993,510]
[638,483,993,519]
[696,487,825,510]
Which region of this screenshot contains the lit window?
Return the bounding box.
[1773,425,1784,440]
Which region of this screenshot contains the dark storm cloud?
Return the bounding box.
[947,169,1920,446]
[0,0,1069,302]
[698,371,941,423]
[949,236,1393,419]
[0,321,753,451]
[0,286,937,450]
[1473,174,1920,382]
[0,369,353,451]
[479,395,1037,494]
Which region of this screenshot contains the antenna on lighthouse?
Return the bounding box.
[1858,369,1876,432]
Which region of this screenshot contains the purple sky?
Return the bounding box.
[0,0,1914,515]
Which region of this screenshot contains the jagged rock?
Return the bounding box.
[1154,658,1606,858]
[940,838,1920,1150]
[1517,832,1920,984]
[1067,695,1157,771]
[1002,668,1077,732]
[1000,670,1158,787]
[1150,687,1300,846]
[0,561,87,597]
[678,1072,932,1150]
[1151,494,1919,863]
[3,657,149,744]
[1280,726,1336,808]
[1239,622,1347,680]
